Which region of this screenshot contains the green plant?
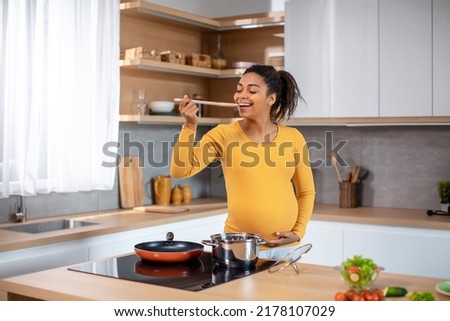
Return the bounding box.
[437,181,450,204]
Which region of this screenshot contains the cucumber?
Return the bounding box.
[383,286,408,297]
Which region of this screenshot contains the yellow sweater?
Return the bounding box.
[170,121,315,243]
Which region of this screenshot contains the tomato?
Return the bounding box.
[366,293,382,301]
[352,294,364,301]
[360,290,371,300]
[335,292,349,301]
[345,289,357,300]
[374,288,385,299]
[348,266,360,274]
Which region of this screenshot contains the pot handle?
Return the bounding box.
[201,240,217,247]
[257,238,268,245]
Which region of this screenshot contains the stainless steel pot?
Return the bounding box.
[202,233,267,267]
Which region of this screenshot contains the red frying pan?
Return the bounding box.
[134,232,204,263]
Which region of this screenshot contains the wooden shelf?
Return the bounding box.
[120,59,245,78]
[119,114,240,126]
[120,1,284,31]
[120,114,450,126]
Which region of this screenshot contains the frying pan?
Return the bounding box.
[134,232,204,263]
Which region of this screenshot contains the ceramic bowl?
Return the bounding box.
[149,101,174,113]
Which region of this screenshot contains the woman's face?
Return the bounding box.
[234,72,275,119]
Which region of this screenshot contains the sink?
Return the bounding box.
[0,219,99,234]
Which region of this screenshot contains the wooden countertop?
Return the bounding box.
[1,256,448,301]
[310,204,450,230]
[1,201,449,253]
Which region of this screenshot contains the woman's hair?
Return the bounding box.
[243,65,304,122]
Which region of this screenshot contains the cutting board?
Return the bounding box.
[119,156,144,209]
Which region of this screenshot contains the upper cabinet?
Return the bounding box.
[286,0,450,121]
[433,0,450,116]
[119,1,284,121]
[286,0,378,118]
[379,0,432,117]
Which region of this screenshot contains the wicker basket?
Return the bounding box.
[339,182,359,208]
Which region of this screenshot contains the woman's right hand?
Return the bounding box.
[179,94,199,130]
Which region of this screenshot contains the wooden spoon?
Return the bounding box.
[351,165,361,183]
[331,152,343,183]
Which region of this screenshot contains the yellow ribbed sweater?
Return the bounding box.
[170,121,315,243]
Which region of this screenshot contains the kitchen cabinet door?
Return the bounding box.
[379,0,432,116]
[301,221,344,266]
[0,242,89,279]
[343,225,450,279]
[330,0,379,117]
[285,0,331,118]
[286,0,378,118]
[433,0,450,116]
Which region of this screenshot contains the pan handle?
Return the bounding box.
[201,240,217,247]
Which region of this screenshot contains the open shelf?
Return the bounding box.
[120,1,284,31]
[120,59,245,78]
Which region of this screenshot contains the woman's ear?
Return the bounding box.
[268,93,276,106]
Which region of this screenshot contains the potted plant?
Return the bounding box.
[437,181,450,212]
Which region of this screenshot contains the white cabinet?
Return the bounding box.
[286,0,447,119]
[379,0,432,117]
[344,224,450,279]
[287,0,379,118]
[285,0,331,118]
[330,0,379,117]
[303,219,450,279]
[433,0,450,116]
[0,242,89,279]
[301,220,344,266]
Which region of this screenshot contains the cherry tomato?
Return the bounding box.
[352,294,364,301]
[360,290,371,300]
[366,293,381,301]
[335,292,349,301]
[345,289,357,300]
[348,266,360,274]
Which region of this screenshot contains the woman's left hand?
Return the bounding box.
[266,231,300,247]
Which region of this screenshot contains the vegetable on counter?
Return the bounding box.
[334,289,384,301]
[406,291,435,301]
[340,255,381,289]
[383,286,408,297]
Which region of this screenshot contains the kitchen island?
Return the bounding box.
[0,254,449,301]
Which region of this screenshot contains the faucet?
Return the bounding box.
[13,195,27,223]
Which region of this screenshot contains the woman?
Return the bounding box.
[170,65,315,259]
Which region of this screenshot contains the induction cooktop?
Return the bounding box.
[69,252,274,292]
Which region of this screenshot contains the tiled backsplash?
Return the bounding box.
[0,123,449,223]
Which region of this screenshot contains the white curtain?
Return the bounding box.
[0,0,120,197]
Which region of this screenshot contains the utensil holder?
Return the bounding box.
[339,182,359,208]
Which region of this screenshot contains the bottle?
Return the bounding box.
[212,35,227,69]
[171,186,183,205]
[182,184,192,203]
[193,94,204,117]
[131,89,148,115]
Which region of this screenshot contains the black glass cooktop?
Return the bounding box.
[69,252,274,292]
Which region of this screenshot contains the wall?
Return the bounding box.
[1,124,449,223]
